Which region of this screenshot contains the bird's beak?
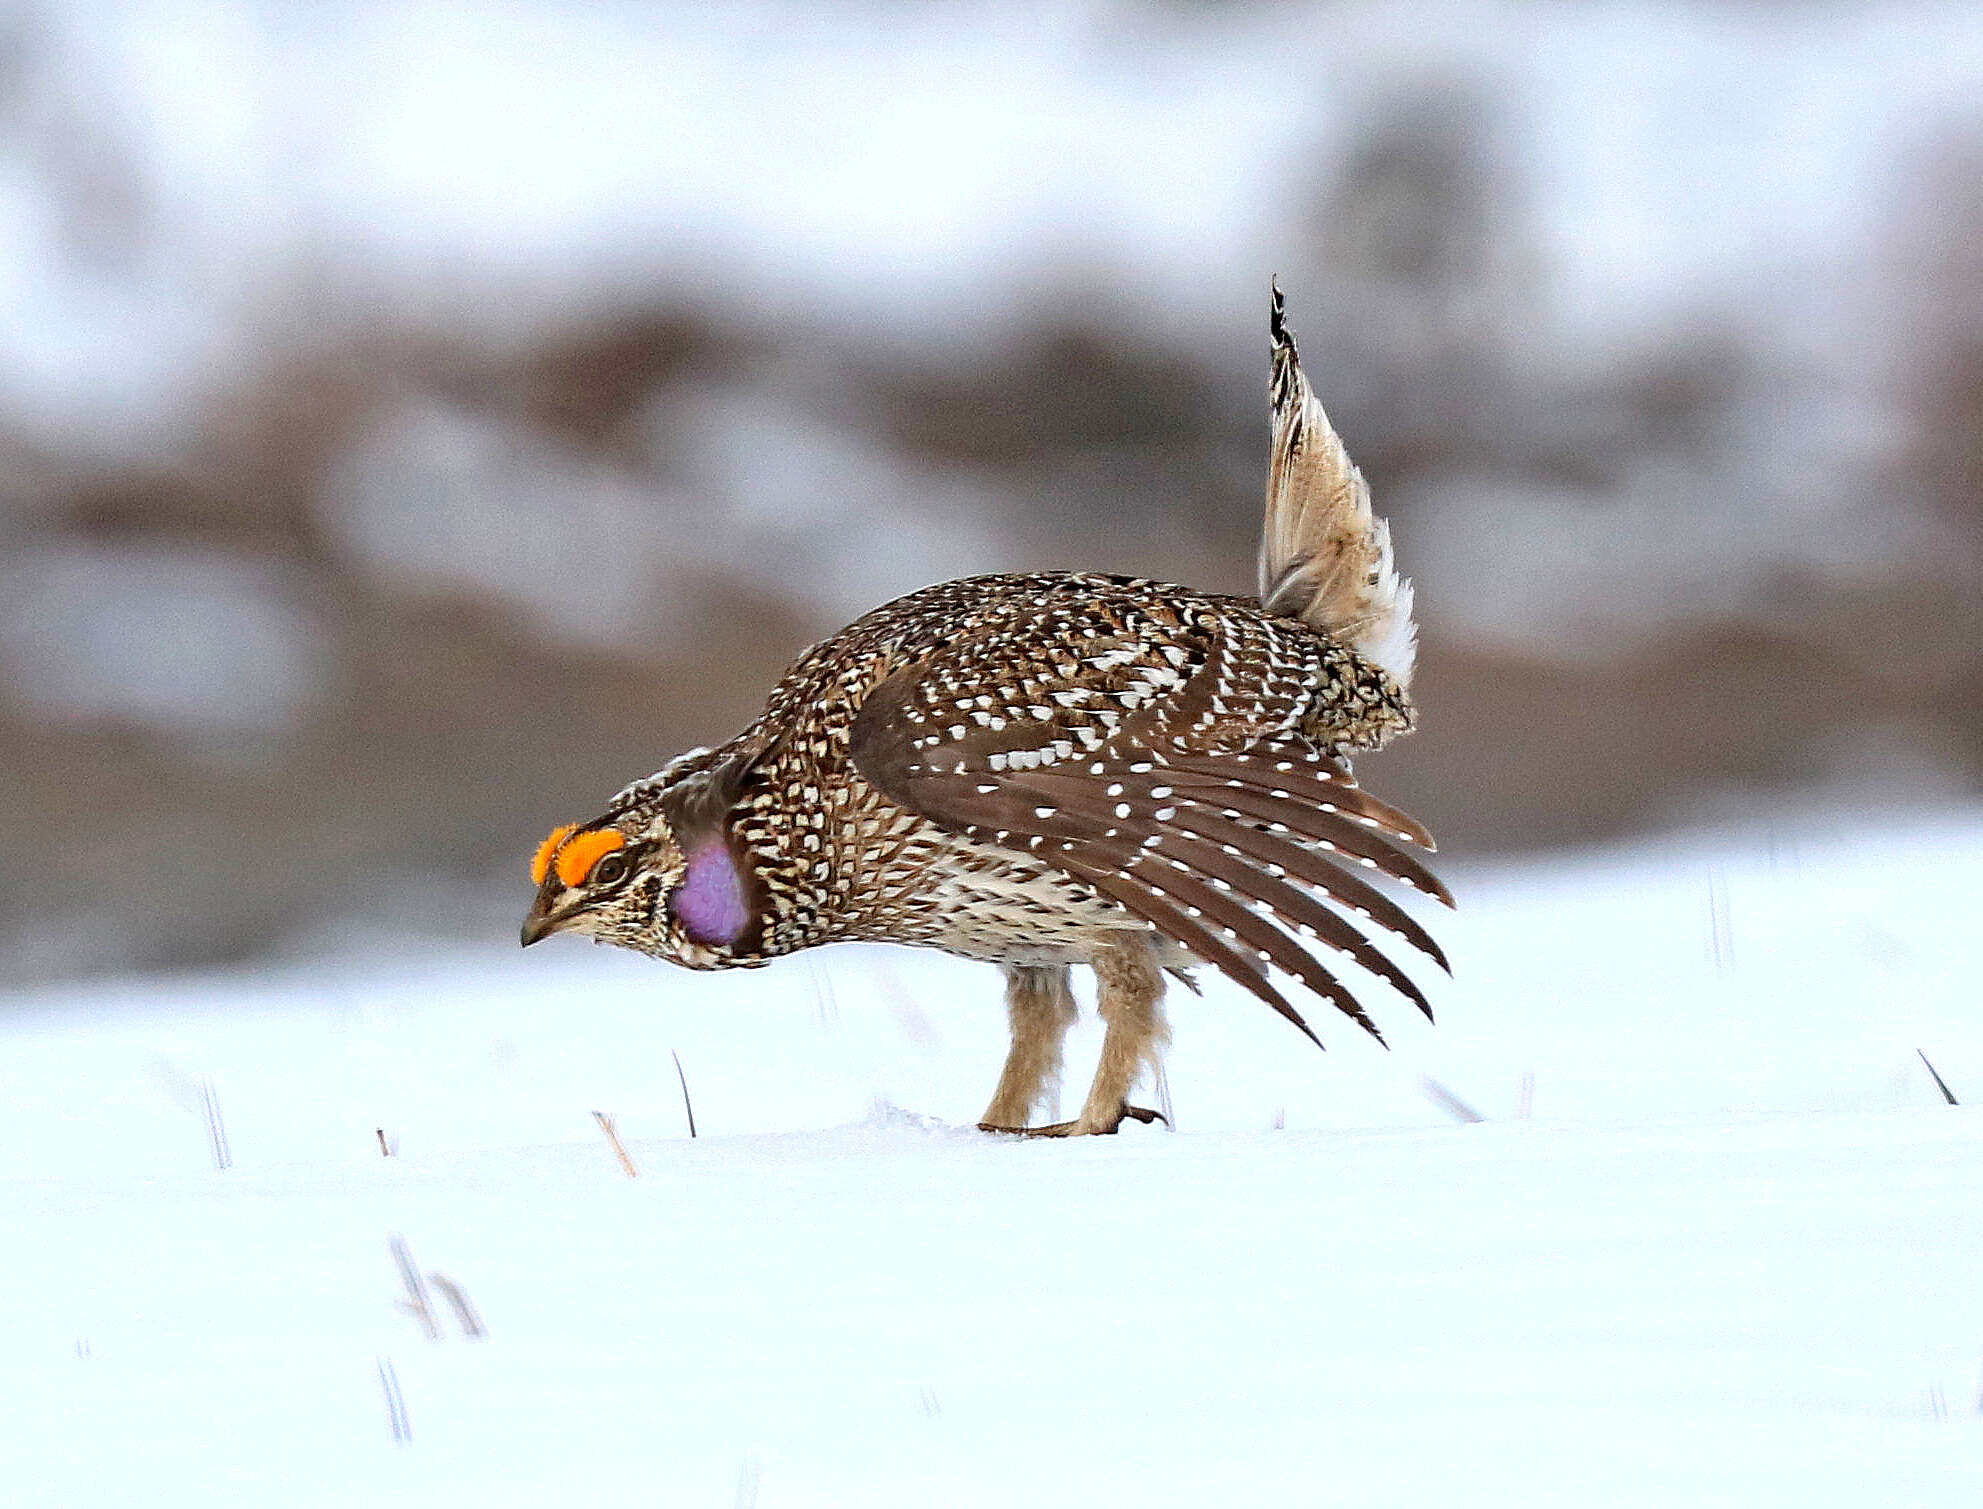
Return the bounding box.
[519,890,565,948]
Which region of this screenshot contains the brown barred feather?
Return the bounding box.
[1165,743,1439,851]
[1040,815,1399,1040]
[874,751,1424,1040]
[1048,845,1326,1047]
[1140,801,1451,976]
[999,768,1440,997]
[1071,754,1451,910]
[850,646,1442,1039]
[1160,780,1451,907]
[1089,762,1448,960]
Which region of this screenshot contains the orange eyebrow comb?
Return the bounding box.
[530,824,578,885]
[552,827,626,888]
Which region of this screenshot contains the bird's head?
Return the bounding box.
[520,803,758,968]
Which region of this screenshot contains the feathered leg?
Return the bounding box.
[983,935,1170,1137]
[978,964,1078,1130]
[1078,943,1166,1126]
[1072,935,1171,1133]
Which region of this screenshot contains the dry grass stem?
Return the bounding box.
[389,1235,440,1342]
[1918,1050,1960,1106]
[200,1079,231,1171]
[593,1110,639,1176]
[671,1051,699,1139]
[1420,1076,1485,1124]
[428,1273,485,1340]
[377,1357,411,1444]
[1707,875,1734,970]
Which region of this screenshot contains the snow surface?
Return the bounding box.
[5,816,1983,1505]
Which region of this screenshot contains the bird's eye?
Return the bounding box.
[588,853,630,888]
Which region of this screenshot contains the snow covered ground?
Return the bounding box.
[4,814,1983,1505]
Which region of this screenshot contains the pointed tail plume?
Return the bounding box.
[1258,282,1417,688]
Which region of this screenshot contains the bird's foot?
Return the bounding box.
[977,1104,1168,1138]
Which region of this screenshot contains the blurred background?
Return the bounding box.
[1,0,1978,985]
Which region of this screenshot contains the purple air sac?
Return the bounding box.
[669,841,752,946]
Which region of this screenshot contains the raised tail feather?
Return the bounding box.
[1259,282,1417,689]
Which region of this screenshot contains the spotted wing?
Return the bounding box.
[848,601,1451,1047]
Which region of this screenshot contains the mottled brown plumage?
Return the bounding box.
[521,287,1451,1136]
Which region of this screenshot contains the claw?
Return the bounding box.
[978,1103,1169,1138]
